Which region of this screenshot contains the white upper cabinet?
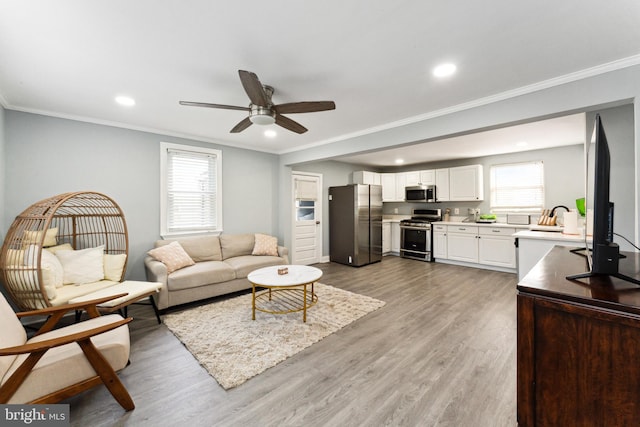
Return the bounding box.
[435,168,450,202]
[365,166,481,203]
[381,173,397,202]
[394,172,407,201]
[404,171,421,186]
[449,165,484,201]
[420,170,435,185]
[353,171,381,185]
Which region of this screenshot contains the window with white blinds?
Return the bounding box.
[490,161,544,213]
[160,142,222,236]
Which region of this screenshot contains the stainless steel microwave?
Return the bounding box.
[405,185,436,202]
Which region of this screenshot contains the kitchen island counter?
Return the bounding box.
[515,230,592,281]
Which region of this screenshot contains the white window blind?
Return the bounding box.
[295,179,318,201]
[490,161,544,212]
[161,143,222,236]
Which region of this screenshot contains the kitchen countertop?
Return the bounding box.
[514,229,591,243]
[383,215,409,223]
[433,221,530,229]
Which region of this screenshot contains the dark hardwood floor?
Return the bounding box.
[66,256,518,426]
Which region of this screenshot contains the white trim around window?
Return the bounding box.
[160,142,223,237]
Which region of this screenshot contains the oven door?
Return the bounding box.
[400,225,432,261]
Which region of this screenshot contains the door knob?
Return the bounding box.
[316,220,320,225]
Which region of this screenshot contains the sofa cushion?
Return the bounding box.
[156,235,222,262]
[167,261,236,291]
[224,255,287,279]
[219,234,255,260]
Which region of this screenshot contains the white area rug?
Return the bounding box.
[163,283,385,389]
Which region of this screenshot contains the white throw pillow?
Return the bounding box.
[24,245,64,289]
[104,253,127,281]
[55,245,105,285]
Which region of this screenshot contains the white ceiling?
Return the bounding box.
[336,113,587,167]
[0,1,639,165]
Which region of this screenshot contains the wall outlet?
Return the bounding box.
[394,208,398,214]
[454,208,459,215]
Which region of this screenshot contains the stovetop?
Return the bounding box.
[400,208,442,226]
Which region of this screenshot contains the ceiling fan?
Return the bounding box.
[179,70,336,134]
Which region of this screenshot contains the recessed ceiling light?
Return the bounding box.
[264,129,277,138]
[115,95,135,106]
[395,159,404,164]
[433,63,457,78]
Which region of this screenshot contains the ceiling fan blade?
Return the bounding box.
[179,101,250,111]
[275,114,308,134]
[274,101,336,114]
[238,70,269,107]
[230,117,252,133]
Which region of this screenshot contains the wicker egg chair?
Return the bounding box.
[0,192,128,310]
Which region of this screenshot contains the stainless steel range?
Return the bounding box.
[400,208,442,261]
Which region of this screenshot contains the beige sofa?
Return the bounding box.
[144,233,288,311]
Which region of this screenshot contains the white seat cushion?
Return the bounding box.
[48,280,119,306]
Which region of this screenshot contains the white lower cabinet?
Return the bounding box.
[433,224,448,259]
[447,226,479,263]
[477,227,516,268]
[382,222,391,254]
[390,222,401,253]
[437,224,516,270]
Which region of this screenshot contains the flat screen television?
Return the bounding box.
[566,114,640,285]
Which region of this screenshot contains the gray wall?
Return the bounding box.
[3,111,280,280]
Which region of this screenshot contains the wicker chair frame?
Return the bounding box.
[0,192,128,310]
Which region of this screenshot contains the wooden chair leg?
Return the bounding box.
[77,339,135,411]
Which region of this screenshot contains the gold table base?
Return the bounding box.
[251,282,318,322]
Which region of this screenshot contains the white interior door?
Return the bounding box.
[292,172,322,265]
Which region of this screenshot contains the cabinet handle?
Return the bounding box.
[492,230,500,233]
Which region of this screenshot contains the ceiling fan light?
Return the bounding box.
[249,114,276,125]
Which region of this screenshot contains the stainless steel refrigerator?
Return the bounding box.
[329,184,383,266]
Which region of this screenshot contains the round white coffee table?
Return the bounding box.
[248,265,323,322]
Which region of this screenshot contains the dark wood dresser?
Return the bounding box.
[517,245,640,426]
